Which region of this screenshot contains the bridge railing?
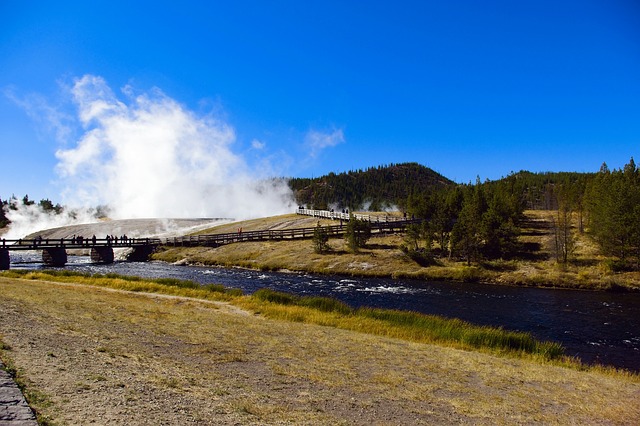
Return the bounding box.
[160,218,422,247]
[296,208,410,223]
[0,237,161,251]
[0,212,423,252]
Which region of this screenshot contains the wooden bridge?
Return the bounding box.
[0,236,160,270]
[0,210,421,270]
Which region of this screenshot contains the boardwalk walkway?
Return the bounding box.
[1,210,422,269]
[0,362,37,425]
[160,210,421,248]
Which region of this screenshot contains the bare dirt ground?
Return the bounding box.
[1,278,639,425]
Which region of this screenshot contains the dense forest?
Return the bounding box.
[3,159,640,268]
[289,163,454,211]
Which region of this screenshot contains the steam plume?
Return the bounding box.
[55,75,294,219]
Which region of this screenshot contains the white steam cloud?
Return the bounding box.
[55,75,294,219]
[3,200,100,240]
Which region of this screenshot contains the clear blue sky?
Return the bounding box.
[1,0,639,203]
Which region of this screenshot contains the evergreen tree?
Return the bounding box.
[345,215,372,252]
[553,185,575,264]
[451,182,484,264]
[22,194,34,206]
[404,223,422,251]
[0,198,8,228]
[312,224,330,254]
[586,158,640,264]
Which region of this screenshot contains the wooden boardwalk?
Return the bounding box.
[1,210,421,268]
[1,236,157,251]
[0,209,416,251]
[160,209,420,248]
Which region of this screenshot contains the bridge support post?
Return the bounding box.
[0,249,9,270]
[42,248,67,267]
[127,245,155,262]
[90,247,114,264]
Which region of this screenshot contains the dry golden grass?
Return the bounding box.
[152,211,640,291]
[1,276,639,425]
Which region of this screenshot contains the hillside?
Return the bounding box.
[289,162,454,210]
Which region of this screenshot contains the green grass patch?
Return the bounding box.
[357,307,564,359]
[254,288,353,315]
[249,288,565,361]
[0,270,243,299]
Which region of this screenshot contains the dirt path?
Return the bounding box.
[1,277,639,425]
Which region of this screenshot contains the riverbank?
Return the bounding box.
[151,211,640,292]
[1,274,639,424]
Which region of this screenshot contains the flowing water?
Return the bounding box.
[9,252,640,371]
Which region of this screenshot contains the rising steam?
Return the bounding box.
[3,75,296,238]
[55,75,294,219]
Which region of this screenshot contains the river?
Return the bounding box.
[8,252,640,372]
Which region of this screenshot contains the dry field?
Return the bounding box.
[1,276,639,425]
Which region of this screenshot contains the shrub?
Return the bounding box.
[312,224,331,254]
[345,216,372,252]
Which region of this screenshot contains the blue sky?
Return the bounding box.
[1,0,639,204]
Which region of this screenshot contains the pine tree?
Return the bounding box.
[0,198,9,228]
[345,215,372,252]
[312,224,330,254]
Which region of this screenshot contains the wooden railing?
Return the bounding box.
[159,217,422,248]
[0,237,160,251]
[296,208,410,223]
[0,210,422,252]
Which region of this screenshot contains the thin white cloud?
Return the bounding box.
[251,138,266,150]
[4,86,74,144]
[305,127,345,158]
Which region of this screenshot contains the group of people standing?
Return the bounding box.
[68,234,131,246]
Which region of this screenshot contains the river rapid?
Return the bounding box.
[9,252,640,372]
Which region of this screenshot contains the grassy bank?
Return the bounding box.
[150,211,640,291]
[247,288,565,362]
[1,270,565,364]
[1,272,638,424]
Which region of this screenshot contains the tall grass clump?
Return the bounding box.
[253,288,353,314]
[299,296,353,315]
[357,307,564,359]
[253,288,298,305]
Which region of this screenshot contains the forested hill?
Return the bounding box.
[288,163,454,210]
